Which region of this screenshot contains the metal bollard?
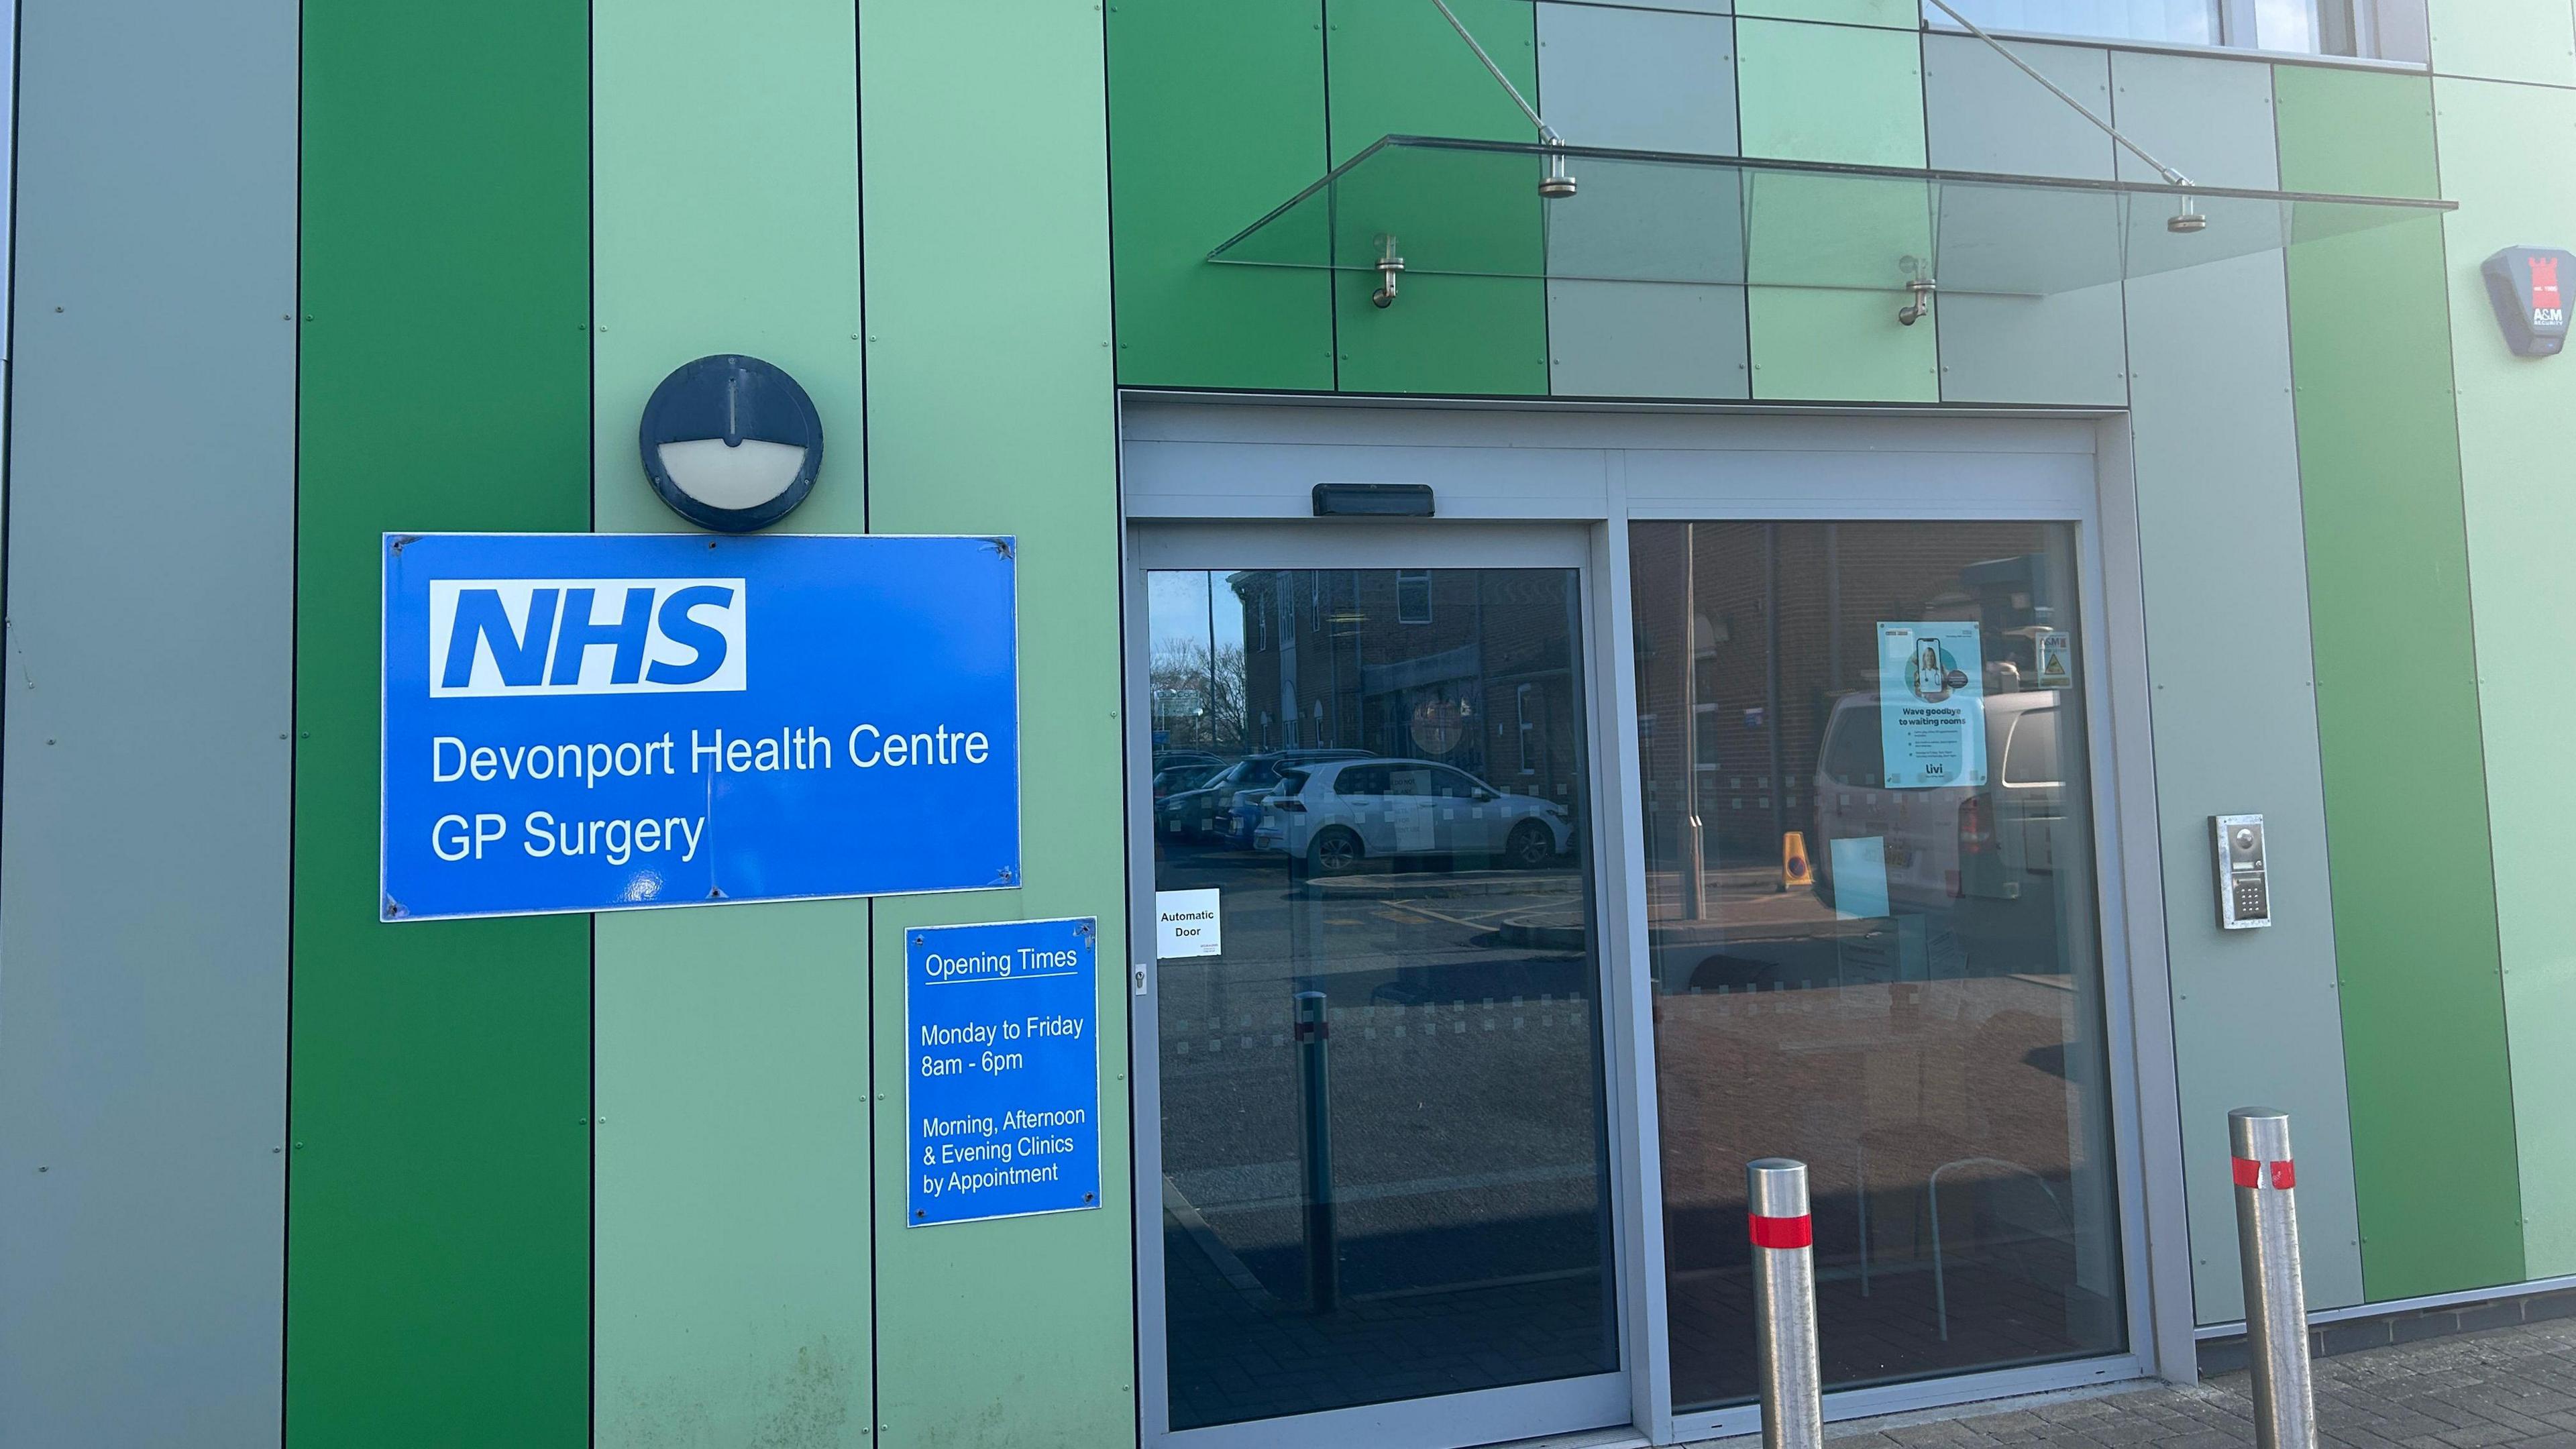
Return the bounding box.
[1748,1158,1824,1449]
[1295,990,1338,1313]
[2231,1108,2318,1449]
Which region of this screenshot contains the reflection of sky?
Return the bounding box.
[1920,0,2218,46]
[1923,0,2340,51]
[2253,0,2316,50]
[1146,570,1246,659]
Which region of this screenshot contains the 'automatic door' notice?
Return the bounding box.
[907,917,1102,1228]
[379,531,1020,921]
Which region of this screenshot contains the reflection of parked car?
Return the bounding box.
[1150,761,1224,800]
[1255,757,1575,875]
[1811,690,2065,914]
[1220,750,1372,847]
[1157,750,1370,842]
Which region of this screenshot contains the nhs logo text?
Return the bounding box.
[428,578,749,698]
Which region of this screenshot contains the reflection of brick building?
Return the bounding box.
[1629,522,2073,871]
[1233,568,1585,808]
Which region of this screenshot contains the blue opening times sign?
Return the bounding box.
[380,531,1020,922]
[907,918,1102,1228]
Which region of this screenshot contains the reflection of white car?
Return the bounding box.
[1254,757,1575,875]
[1811,690,2065,912]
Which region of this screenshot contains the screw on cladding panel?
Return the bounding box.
[2232,1108,2319,1449]
[1748,1159,1824,1449]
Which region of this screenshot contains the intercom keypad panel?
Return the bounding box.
[2213,814,2273,930]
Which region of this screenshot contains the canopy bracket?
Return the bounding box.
[1430,0,1579,199]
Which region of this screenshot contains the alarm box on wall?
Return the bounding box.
[2483,246,2575,357]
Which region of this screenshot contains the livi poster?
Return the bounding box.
[1878,622,1987,789]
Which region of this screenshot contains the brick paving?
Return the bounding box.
[1688,1317,2576,1448]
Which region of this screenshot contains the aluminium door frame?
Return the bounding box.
[1116,397,2193,1449]
[1122,519,1642,1449]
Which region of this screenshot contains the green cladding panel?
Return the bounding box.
[590,0,874,1443]
[1108,0,1334,390]
[1738,0,1919,27]
[2438,74,2576,1282]
[290,1,593,1444]
[1324,0,1549,394]
[1737,17,1936,401]
[2277,64,2525,1301]
[859,2,1134,1446]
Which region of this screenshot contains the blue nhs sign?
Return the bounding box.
[381,532,1020,922]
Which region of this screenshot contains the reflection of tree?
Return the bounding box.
[1150,641,1248,754]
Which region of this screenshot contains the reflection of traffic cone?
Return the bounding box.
[1782,831,1814,889]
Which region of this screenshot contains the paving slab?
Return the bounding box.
[1683,1317,2576,1448]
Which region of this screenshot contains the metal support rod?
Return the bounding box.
[1763,524,1788,894]
[1295,991,1339,1313]
[1430,0,1559,145]
[1749,1159,1825,1449]
[1680,527,1707,922]
[2231,1108,2318,1449]
[1430,0,1577,197]
[1920,0,2194,187]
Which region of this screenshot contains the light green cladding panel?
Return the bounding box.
[1326,0,1549,395]
[1109,0,1332,390]
[2439,75,2576,1281]
[291,1,592,1444]
[2427,0,2576,85]
[2277,64,2523,1303]
[1737,17,1935,400]
[590,1,872,1444]
[1738,0,1917,28]
[859,3,1132,1448]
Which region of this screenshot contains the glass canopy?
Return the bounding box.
[1208,136,2454,299]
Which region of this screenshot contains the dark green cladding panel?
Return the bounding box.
[2277,64,2525,1299]
[1325,0,1550,394]
[1109,0,1334,390]
[291,2,592,1443]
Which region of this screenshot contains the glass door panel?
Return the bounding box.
[1146,566,1619,1433]
[1629,521,2125,1411]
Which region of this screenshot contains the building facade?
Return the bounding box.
[4,1,2574,1446]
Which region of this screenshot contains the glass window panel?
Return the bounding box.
[1923,0,2428,57]
[1630,521,2126,1410]
[1150,567,1617,1430]
[1923,0,2220,45]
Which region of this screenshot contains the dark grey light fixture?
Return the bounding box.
[639,354,824,533]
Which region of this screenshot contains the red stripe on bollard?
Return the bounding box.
[2232,1155,2297,1189]
[1749,1213,1813,1250]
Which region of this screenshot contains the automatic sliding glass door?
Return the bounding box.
[1630,521,2127,1411]
[1135,539,1627,1448]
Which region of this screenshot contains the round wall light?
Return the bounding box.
[639,354,824,532]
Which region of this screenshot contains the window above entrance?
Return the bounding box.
[1208,136,2453,305]
[1925,0,2428,63]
